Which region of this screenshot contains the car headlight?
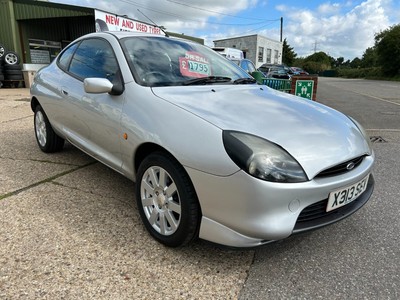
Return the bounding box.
[223,131,308,183]
[348,116,372,155]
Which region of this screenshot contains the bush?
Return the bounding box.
[337,67,383,79]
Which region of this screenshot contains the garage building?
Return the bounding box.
[214,34,283,68]
[0,0,203,84]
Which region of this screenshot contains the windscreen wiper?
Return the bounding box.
[182,76,232,85]
[233,78,257,84]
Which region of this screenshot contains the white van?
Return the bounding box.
[212,47,244,60]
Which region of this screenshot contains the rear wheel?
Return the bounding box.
[34,105,65,152]
[136,152,201,247]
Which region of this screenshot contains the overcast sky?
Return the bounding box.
[51,0,400,60]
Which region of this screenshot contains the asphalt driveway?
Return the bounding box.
[0,88,253,299]
[1,80,399,299]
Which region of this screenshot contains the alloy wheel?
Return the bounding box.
[35,110,47,147]
[140,166,182,236]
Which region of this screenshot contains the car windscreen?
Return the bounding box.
[120,36,251,87]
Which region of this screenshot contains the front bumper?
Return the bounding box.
[186,155,374,247]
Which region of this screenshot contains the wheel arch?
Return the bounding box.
[134,143,203,246]
[30,96,40,112]
[134,142,183,177]
[134,142,202,208]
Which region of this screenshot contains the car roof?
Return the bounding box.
[80,31,175,42]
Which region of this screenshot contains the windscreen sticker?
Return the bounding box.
[179,52,211,77]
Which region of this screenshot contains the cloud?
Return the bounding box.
[54,0,397,60]
[72,0,258,32]
[277,0,392,59]
[318,2,341,15]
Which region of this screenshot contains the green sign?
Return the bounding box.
[295,80,314,100]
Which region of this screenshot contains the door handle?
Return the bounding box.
[61,89,68,96]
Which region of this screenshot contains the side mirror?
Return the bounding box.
[84,78,113,94]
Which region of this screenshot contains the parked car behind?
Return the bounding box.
[258,63,289,76]
[266,67,291,79]
[31,31,375,248]
[290,66,309,75]
[231,58,255,73]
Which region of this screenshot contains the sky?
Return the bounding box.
[51,0,400,60]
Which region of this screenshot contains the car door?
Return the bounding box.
[61,38,125,171]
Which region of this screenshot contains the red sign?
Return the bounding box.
[95,10,163,35]
[179,52,211,78]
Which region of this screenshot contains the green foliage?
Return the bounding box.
[282,38,297,65]
[361,47,378,68]
[293,57,305,67]
[302,61,330,74]
[287,24,400,80]
[337,67,383,78]
[301,51,331,74]
[375,24,400,76]
[334,57,345,67]
[304,51,331,65]
[350,57,362,68]
[280,24,400,80]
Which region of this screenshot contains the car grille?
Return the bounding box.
[315,156,365,178]
[296,199,330,223]
[293,175,374,233]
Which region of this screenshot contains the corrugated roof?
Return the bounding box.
[13,0,94,20]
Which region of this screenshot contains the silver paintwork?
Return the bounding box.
[84,78,113,94]
[30,32,375,247]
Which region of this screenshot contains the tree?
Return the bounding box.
[360,47,378,68]
[282,38,297,66]
[336,57,345,67]
[375,24,400,76]
[304,51,331,65]
[303,51,331,73]
[350,57,362,68]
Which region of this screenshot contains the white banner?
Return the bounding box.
[95,10,163,35]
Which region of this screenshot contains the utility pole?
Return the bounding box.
[312,41,319,53]
[280,17,283,42]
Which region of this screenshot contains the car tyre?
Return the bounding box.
[0,44,5,59]
[136,152,201,247]
[4,51,20,65]
[5,74,23,80]
[34,105,65,152]
[4,64,22,70]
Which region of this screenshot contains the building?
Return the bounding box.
[0,0,203,69]
[213,34,283,68]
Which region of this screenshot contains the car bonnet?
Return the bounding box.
[151,85,371,179]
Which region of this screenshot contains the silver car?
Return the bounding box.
[30,32,375,248]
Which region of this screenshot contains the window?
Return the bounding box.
[258,47,264,62]
[69,38,119,81]
[58,42,79,71]
[29,39,61,63]
[239,60,256,73]
[240,60,249,72]
[274,50,279,64]
[266,49,272,63]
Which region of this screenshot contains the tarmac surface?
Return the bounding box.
[1,80,399,299]
[0,88,253,299]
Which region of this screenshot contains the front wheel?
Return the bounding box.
[136,152,201,247]
[34,105,65,152]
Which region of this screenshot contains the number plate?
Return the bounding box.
[326,174,370,212]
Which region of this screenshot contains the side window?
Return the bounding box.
[248,61,256,73]
[58,42,79,71]
[69,38,119,81]
[240,60,249,72]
